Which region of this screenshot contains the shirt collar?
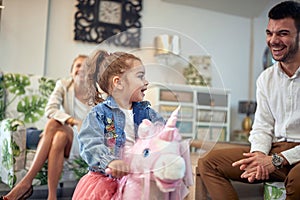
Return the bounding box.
[103,96,119,109]
[275,62,300,79]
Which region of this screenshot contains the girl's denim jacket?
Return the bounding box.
[78,96,164,174]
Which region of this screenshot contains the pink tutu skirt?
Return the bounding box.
[72,171,118,200]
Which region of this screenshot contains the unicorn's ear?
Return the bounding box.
[138,119,152,138]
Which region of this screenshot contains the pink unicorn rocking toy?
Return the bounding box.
[109,106,193,200]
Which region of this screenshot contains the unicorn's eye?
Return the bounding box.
[143,148,150,157]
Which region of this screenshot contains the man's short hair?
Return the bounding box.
[268,1,300,32]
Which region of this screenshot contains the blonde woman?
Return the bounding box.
[1,55,91,200]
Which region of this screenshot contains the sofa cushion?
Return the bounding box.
[26,127,43,149]
[0,118,27,188]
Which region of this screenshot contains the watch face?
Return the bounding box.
[99,1,122,25]
[272,154,284,168]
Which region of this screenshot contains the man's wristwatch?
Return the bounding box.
[272,153,284,169]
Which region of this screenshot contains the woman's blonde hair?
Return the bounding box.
[84,49,141,106]
[70,54,88,72]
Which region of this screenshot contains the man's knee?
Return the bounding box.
[198,149,222,173]
[286,164,300,198]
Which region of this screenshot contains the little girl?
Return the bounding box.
[72,49,164,199]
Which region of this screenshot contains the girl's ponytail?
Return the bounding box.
[84,49,109,106]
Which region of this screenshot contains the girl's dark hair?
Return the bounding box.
[84,49,141,106]
[268,1,300,32]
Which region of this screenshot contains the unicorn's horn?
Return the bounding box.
[160,106,181,141]
[165,106,181,128]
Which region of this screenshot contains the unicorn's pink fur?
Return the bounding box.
[111,107,193,200]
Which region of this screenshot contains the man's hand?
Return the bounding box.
[232,152,275,183]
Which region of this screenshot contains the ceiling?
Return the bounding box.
[162,0,272,18]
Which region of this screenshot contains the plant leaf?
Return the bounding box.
[4,73,30,95]
[1,139,13,170]
[17,95,47,123]
[39,77,56,97]
[4,119,24,131]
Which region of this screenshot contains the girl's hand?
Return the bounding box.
[107,160,130,179]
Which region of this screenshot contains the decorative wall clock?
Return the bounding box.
[74,0,142,48]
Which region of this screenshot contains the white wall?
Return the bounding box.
[0,0,48,75]
[0,0,282,133]
[253,0,282,96]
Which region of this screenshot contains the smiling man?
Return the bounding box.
[198,1,300,200]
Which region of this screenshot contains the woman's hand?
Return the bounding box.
[66,117,80,127]
[107,160,130,179]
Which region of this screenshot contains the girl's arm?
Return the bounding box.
[78,110,118,172]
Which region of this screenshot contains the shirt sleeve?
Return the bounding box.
[78,110,117,172]
[45,79,71,124]
[281,145,300,165]
[249,74,274,155]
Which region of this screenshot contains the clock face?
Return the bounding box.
[74,0,142,47]
[99,1,122,25]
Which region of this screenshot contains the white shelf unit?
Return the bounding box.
[144,83,231,142]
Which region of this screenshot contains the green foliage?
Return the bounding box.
[4,73,30,95]
[35,161,48,185]
[4,118,24,132]
[0,76,5,121]
[264,184,285,200]
[1,139,13,170]
[11,140,20,157]
[0,100,5,121]
[1,73,56,124]
[39,77,55,97]
[7,173,16,188]
[17,95,48,123]
[0,73,56,187]
[68,156,88,180]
